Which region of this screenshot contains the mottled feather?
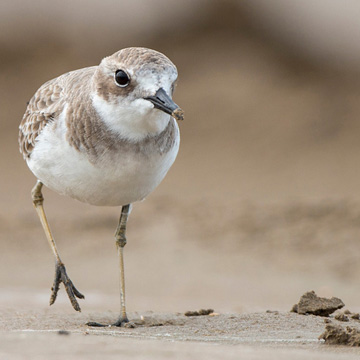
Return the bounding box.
[18,68,96,159]
[19,81,61,158]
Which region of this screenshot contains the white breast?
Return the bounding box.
[27,112,180,206]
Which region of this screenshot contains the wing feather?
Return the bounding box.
[18,79,64,159]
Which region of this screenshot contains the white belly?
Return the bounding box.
[27,121,180,206]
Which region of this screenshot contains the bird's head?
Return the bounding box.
[92,47,184,141]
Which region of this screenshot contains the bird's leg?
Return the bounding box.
[31,180,84,311]
[112,204,131,326]
[87,204,132,327]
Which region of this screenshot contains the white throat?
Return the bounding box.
[92,94,170,141]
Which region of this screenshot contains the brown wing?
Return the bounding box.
[18,79,65,159]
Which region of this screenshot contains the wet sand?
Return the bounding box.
[3,308,360,359]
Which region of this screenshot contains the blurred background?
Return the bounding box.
[2,0,360,317]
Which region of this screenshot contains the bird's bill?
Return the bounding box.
[144,88,184,121]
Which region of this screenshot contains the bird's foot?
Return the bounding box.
[50,261,84,312]
[86,316,135,328]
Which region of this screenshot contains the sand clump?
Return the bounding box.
[184,309,214,317]
[319,324,360,346]
[333,309,360,322]
[291,291,344,316]
[334,312,350,322]
[287,292,360,347]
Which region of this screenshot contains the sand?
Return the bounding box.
[3,308,360,359]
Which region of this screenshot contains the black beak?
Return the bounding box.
[144,88,184,121]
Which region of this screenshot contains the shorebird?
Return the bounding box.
[18,47,184,327]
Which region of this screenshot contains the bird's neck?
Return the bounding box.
[92,94,170,142]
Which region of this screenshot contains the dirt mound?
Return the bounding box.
[291,291,344,316]
[319,324,360,346]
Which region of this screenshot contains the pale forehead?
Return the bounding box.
[100,47,177,79]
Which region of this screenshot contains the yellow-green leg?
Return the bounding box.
[32,180,84,311]
[112,204,131,326]
[87,204,133,327]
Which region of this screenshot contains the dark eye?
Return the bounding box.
[115,70,130,87]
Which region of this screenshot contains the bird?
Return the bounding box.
[18,47,184,327]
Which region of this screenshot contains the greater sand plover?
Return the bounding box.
[18,47,184,326]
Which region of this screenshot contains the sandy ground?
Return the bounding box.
[3,3,360,358]
[3,305,360,360]
[3,309,360,360]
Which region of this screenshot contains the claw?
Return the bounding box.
[50,262,84,311]
[112,315,129,327]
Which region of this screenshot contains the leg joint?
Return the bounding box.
[31,181,44,207]
[115,233,127,248]
[32,193,44,207]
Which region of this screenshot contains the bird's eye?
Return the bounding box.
[115,70,130,87]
